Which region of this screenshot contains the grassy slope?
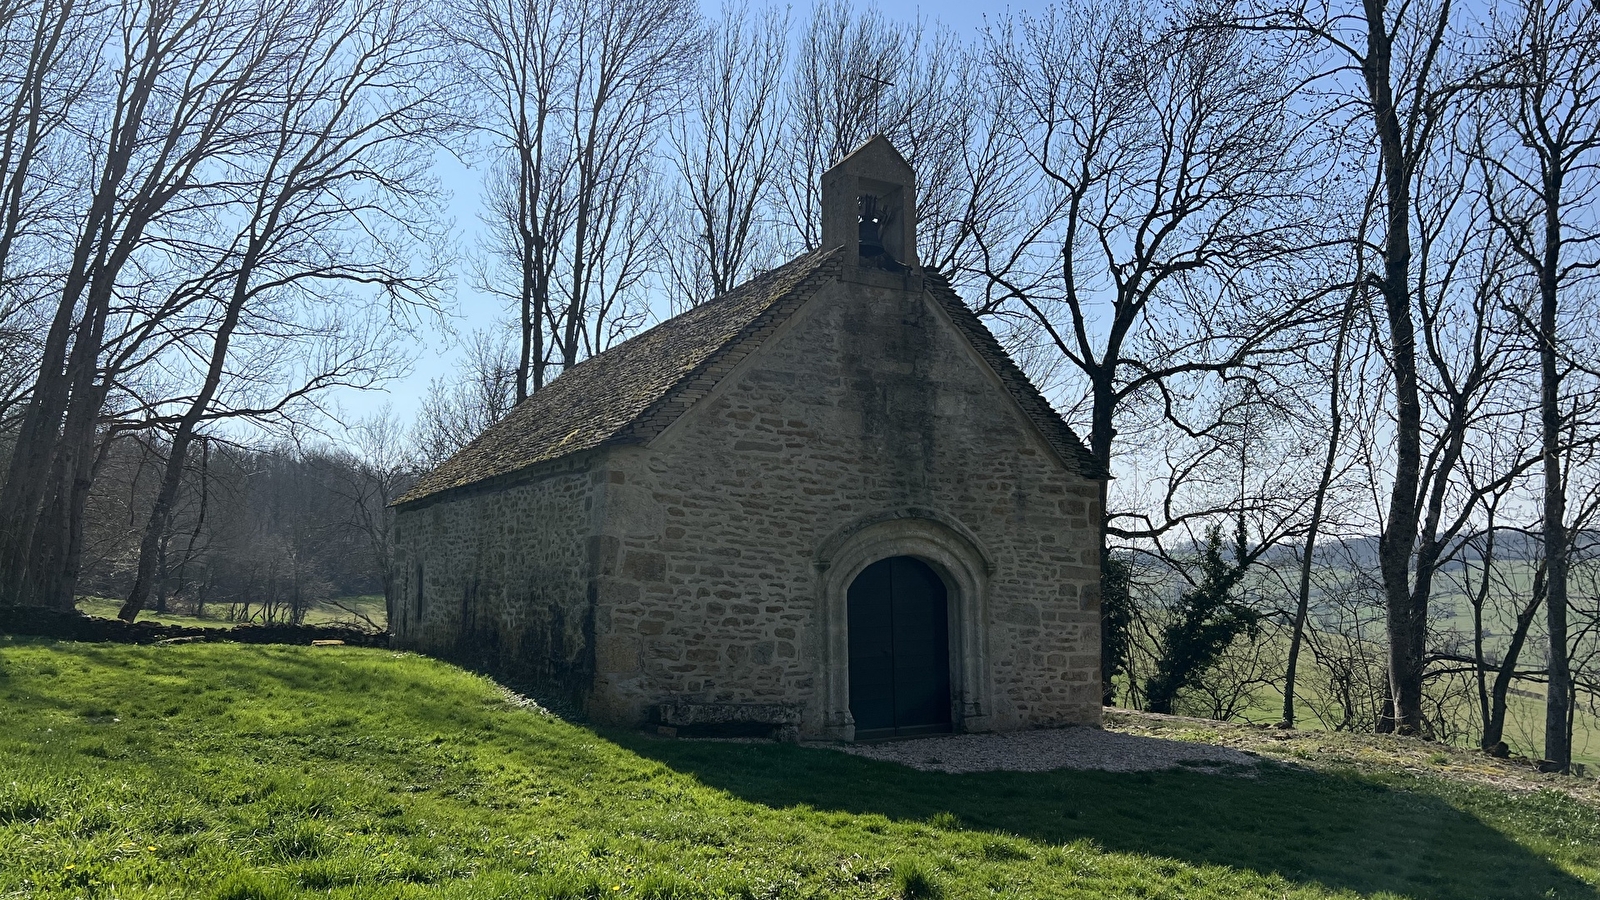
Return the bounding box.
[80,579,1600,768]
[1,640,1597,900]
[1105,711,1600,806]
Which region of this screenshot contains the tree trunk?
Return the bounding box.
[118,421,204,622]
[0,199,107,607]
[1363,0,1429,735]
[0,269,100,608]
[1472,524,1497,746]
[516,138,538,403]
[1483,571,1543,752]
[1090,369,1116,704]
[25,278,117,611]
[195,572,209,619]
[119,239,257,622]
[154,534,169,614]
[1284,294,1356,727]
[0,24,158,608]
[171,437,209,611]
[1539,170,1571,773]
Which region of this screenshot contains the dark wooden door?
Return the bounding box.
[847,556,952,739]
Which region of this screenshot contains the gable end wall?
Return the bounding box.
[588,276,1102,734]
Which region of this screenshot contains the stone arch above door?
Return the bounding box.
[815,512,993,740]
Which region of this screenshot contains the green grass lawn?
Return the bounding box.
[2,638,1598,899]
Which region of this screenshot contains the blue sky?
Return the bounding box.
[338,0,1045,432]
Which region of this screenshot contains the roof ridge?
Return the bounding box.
[586,249,831,376]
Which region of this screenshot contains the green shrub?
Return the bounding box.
[1102,554,1134,706]
[1145,524,1261,714]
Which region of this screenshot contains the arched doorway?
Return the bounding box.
[847,556,953,739]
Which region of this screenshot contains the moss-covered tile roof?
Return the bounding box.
[396,249,1103,507]
[396,249,843,505]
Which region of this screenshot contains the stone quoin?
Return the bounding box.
[391,137,1107,740]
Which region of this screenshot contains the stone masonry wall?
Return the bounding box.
[589,275,1102,734]
[391,457,600,711]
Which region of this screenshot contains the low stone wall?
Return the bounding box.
[0,605,389,647]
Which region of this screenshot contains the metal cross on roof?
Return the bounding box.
[858,72,894,136]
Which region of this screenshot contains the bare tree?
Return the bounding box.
[1212,0,1546,734]
[1470,0,1600,772]
[0,0,312,610]
[1302,552,1392,732]
[410,327,518,469]
[1461,516,1547,754]
[664,1,787,306]
[1391,139,1545,735]
[0,318,35,436]
[1350,0,1457,735]
[0,0,453,614]
[557,0,698,363]
[330,408,413,630]
[660,0,1022,308]
[777,0,906,250]
[984,0,1329,535]
[1283,282,1363,726]
[0,0,98,433]
[115,0,453,621]
[980,0,1331,691]
[777,0,987,268]
[445,0,571,401]
[451,0,698,398]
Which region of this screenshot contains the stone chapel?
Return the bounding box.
[391,137,1106,740]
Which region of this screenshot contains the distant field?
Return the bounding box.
[1210,669,1600,771]
[1123,628,1600,770]
[1128,556,1600,770]
[73,595,387,631]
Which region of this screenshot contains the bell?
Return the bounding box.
[858,195,884,258]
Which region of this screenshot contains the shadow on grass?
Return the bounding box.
[9,641,1590,899]
[615,731,1596,900]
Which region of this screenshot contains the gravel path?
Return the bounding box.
[810,726,1261,776]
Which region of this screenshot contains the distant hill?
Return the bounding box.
[1158,529,1600,572]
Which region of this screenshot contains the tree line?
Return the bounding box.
[2,0,1598,771]
[74,424,405,629]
